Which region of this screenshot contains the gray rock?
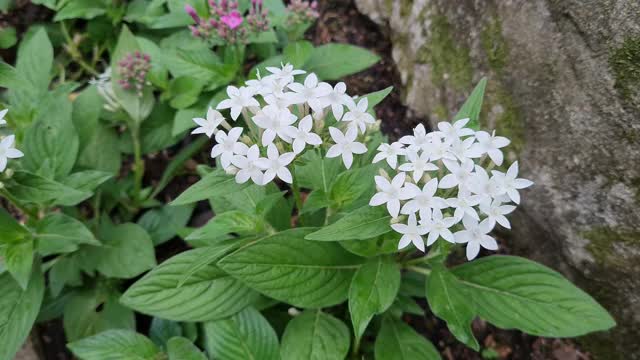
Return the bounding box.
[355,0,640,357]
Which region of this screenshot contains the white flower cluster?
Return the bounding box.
[192,63,372,185]
[369,119,533,260]
[0,109,24,173]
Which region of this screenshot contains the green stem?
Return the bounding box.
[130,125,144,204]
[351,336,362,358]
[406,265,431,276]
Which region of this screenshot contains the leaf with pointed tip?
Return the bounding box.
[305,206,391,241]
[374,316,441,360]
[170,170,250,206]
[280,310,350,360]
[167,337,207,360]
[67,330,160,360]
[453,77,487,130]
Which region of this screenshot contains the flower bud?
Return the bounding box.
[224,165,239,175]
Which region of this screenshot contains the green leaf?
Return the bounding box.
[2,240,34,289]
[137,37,169,89]
[349,257,400,339]
[167,76,205,109]
[426,265,479,350]
[306,44,379,80]
[295,150,343,192]
[16,28,52,94]
[329,165,378,210]
[149,318,183,347]
[75,124,122,175]
[340,232,399,258]
[137,205,194,245]
[62,170,113,193]
[283,41,313,68]
[247,29,278,44]
[121,246,259,322]
[305,206,391,241]
[49,256,83,297]
[54,0,107,21]
[63,289,135,341]
[280,310,350,360]
[218,228,363,308]
[452,255,616,337]
[363,86,393,109]
[35,213,100,256]
[186,210,264,241]
[0,61,25,90]
[374,316,441,360]
[170,170,250,206]
[453,77,487,130]
[203,307,279,360]
[67,330,160,360]
[72,86,103,150]
[389,295,425,317]
[0,26,17,48]
[0,207,30,245]
[167,337,207,360]
[7,170,90,207]
[0,265,44,360]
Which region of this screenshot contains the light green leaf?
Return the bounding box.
[374,316,441,360]
[67,330,160,360]
[203,307,279,360]
[16,28,52,94]
[0,26,17,48]
[218,228,363,308]
[167,337,207,360]
[7,171,89,207]
[0,207,30,245]
[121,246,259,322]
[2,240,34,289]
[63,290,135,341]
[453,77,487,130]
[280,310,350,360]
[426,265,479,350]
[0,265,44,360]
[62,170,113,194]
[305,206,391,241]
[306,44,379,80]
[340,232,399,258]
[186,210,263,241]
[349,257,400,339]
[295,150,343,193]
[71,85,103,151]
[170,170,250,206]
[49,256,83,297]
[452,255,616,337]
[54,0,107,20]
[35,213,100,256]
[329,165,378,210]
[0,61,25,90]
[247,29,278,44]
[137,205,194,245]
[166,76,204,109]
[75,124,122,175]
[283,41,313,68]
[363,86,393,109]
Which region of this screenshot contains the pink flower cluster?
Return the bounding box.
[286,0,319,26]
[117,51,151,97]
[186,0,270,45]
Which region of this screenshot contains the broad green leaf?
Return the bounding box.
[300,190,330,214]
[186,210,263,241]
[329,165,378,210]
[7,170,89,207]
[2,240,34,289]
[0,26,17,48]
[63,289,135,341]
[280,310,350,360]
[295,150,342,193]
[283,41,313,68]
[138,205,194,245]
[426,265,479,350]
[49,256,83,297]
[0,207,30,245]
[167,337,207,360]
[388,295,425,317]
[247,29,278,44]
[167,76,204,109]
[36,213,100,256]
[374,316,441,360]
[67,330,160,360]
[170,170,250,206]
[203,307,279,360]
[0,61,25,90]
[137,36,169,89]
[54,0,107,20]
[399,271,425,297]
[149,318,182,347]
[71,85,103,151]
[306,44,379,80]
[363,86,393,109]
[452,255,616,337]
[349,257,400,339]
[121,246,259,322]
[0,264,44,360]
[172,104,207,136]
[161,47,226,82]
[340,232,399,257]
[16,28,52,94]
[453,77,487,130]
[75,124,122,175]
[305,206,391,241]
[218,228,363,308]
[62,170,113,193]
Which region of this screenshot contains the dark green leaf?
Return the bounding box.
[2,240,34,289]
[374,316,441,360]
[280,310,350,360]
[170,170,250,206]
[167,337,207,360]
[36,213,100,256]
[453,77,487,130]
[49,256,83,297]
[305,206,391,241]
[54,0,107,21]
[149,318,182,347]
[67,330,160,360]
[186,210,264,241]
[363,86,393,109]
[0,207,30,245]
[138,205,194,245]
[306,44,379,80]
[0,26,17,48]
[63,289,135,341]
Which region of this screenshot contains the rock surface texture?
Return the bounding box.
[354,0,640,357]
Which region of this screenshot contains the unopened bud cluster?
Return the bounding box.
[286,0,319,27]
[187,0,270,45]
[117,51,151,97]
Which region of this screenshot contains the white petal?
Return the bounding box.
[325,145,341,158]
[466,241,481,260]
[480,235,498,250]
[277,167,293,183]
[342,151,353,169]
[386,199,400,218]
[398,235,412,250]
[412,235,425,252]
[370,192,390,206]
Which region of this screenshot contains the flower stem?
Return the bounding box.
[130,125,145,204]
[406,265,431,276]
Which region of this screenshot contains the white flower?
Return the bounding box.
[90,69,120,112]
[191,108,225,138]
[252,105,297,146]
[217,86,260,121]
[454,216,498,260]
[283,115,322,154]
[398,149,438,182]
[480,198,516,229]
[211,127,248,169]
[491,161,533,204]
[372,142,405,169]
[468,130,510,165]
[369,172,414,218]
[255,143,295,184]
[420,208,457,246]
[467,165,503,199]
[320,82,350,120]
[0,135,24,173]
[436,118,475,142]
[245,70,283,96]
[392,213,429,251]
[231,144,264,184]
[286,73,332,112]
[447,191,483,221]
[266,62,305,83]
[326,126,367,169]
[439,159,475,189]
[264,92,294,109]
[0,109,7,126]
[447,137,476,162]
[399,123,430,151]
[427,136,456,162]
[400,178,447,219]
[342,98,375,134]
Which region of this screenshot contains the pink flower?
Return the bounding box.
[221,11,243,29]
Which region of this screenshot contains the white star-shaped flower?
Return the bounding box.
[255,143,295,184]
[320,82,350,120]
[216,86,260,121]
[210,127,248,169]
[0,135,24,173]
[191,108,225,138]
[283,115,322,154]
[392,213,429,252]
[372,142,405,169]
[252,105,297,146]
[468,130,510,165]
[399,124,430,151]
[326,126,367,169]
[265,62,306,83]
[454,216,498,260]
[286,73,332,113]
[447,137,476,162]
[420,208,458,246]
[447,191,483,221]
[427,136,456,162]
[369,172,414,218]
[436,118,475,143]
[480,198,516,229]
[491,161,533,204]
[439,159,475,189]
[398,149,438,182]
[231,144,265,185]
[400,178,447,219]
[0,109,8,126]
[467,165,503,199]
[342,98,375,134]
